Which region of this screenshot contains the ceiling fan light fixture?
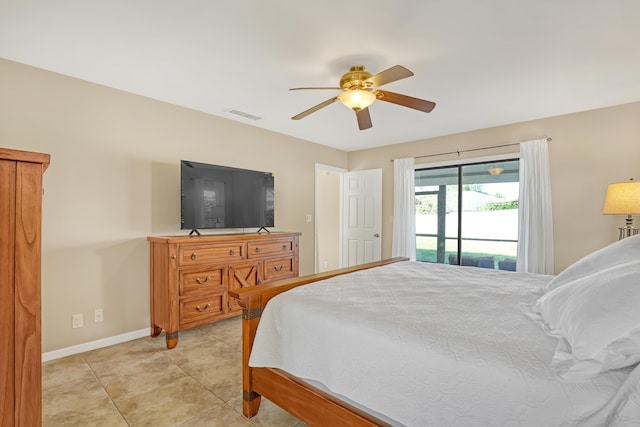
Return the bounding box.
[290,64,436,129]
[338,89,376,111]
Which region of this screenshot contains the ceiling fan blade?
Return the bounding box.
[375,90,436,113]
[365,65,414,88]
[291,97,339,120]
[289,87,341,91]
[356,108,372,130]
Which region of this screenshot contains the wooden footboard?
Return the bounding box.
[229,257,408,426]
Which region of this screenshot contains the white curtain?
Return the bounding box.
[392,157,416,261]
[516,139,554,274]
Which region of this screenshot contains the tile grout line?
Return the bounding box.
[81,353,132,427]
[170,327,251,426]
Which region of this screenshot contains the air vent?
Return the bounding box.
[226,109,262,121]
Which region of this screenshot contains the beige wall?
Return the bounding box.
[0,59,348,352]
[349,101,640,273]
[3,57,639,353]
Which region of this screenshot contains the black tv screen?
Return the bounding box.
[180,160,274,232]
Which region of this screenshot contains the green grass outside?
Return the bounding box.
[416,236,517,268]
[416,249,515,263]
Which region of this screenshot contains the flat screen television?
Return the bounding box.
[180,160,274,234]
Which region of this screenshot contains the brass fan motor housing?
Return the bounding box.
[339,65,374,90]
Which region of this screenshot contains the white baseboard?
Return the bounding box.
[42,328,149,363]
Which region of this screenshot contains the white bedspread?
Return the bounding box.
[249,261,640,426]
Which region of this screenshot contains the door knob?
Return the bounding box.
[374,233,380,238]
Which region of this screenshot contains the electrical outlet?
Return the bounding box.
[305,213,312,223]
[94,308,104,323]
[72,313,83,329]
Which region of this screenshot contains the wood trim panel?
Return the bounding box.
[0,159,17,426]
[1,148,48,427]
[0,148,50,171]
[14,161,43,427]
[253,368,393,427]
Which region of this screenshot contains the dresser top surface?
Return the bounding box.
[148,231,301,244]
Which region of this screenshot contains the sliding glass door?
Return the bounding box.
[415,159,519,270]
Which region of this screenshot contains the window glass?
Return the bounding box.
[415,167,458,263]
[415,159,519,270]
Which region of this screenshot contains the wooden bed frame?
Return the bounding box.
[229,257,409,427]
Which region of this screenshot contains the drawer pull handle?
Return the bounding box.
[195,303,211,312]
[282,244,287,250]
[229,249,235,255]
[274,265,284,271]
[191,253,197,260]
[255,247,261,252]
[195,276,211,284]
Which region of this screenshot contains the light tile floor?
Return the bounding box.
[42,317,305,426]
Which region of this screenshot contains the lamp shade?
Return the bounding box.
[338,89,376,111]
[603,180,640,215]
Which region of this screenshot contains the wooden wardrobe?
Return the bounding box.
[1,148,50,427]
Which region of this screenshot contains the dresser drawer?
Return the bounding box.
[247,238,295,259]
[180,293,226,327]
[179,243,244,266]
[180,265,226,297]
[263,256,295,282]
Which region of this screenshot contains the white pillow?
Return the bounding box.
[533,260,640,380]
[545,233,640,291]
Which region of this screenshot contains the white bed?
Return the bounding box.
[246,237,640,426]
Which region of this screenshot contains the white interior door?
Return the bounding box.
[342,169,382,267]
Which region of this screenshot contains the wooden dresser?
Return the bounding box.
[148,232,300,348]
[1,148,50,427]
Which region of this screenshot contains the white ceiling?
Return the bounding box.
[1,1,639,152]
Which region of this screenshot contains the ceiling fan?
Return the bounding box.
[290,65,436,130]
